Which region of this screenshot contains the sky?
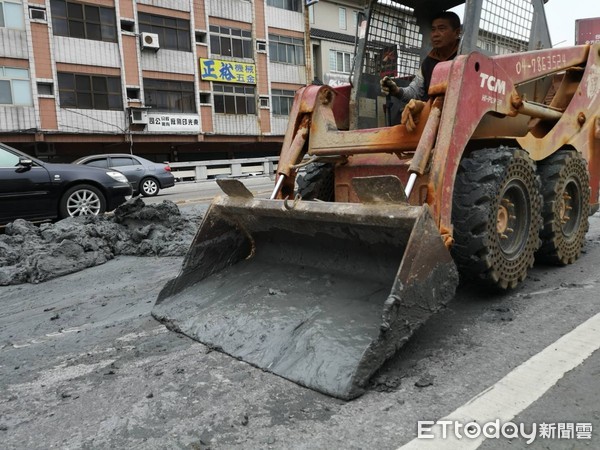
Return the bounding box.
[544,0,599,46]
[450,0,599,47]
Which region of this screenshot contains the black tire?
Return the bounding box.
[296,162,335,201]
[451,147,542,289]
[536,150,590,265]
[140,177,159,197]
[59,184,106,219]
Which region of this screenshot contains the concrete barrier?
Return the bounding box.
[169,157,279,182]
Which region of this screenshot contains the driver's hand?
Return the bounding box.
[380,76,401,96]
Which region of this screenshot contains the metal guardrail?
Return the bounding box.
[169,156,279,181]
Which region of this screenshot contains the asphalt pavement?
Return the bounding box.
[0,178,598,449]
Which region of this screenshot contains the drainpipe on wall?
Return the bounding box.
[304,2,314,83]
[252,1,262,138]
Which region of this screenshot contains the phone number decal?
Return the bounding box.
[516,53,567,75]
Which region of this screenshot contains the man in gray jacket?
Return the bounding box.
[381,11,461,102]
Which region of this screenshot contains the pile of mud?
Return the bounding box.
[0,198,201,286]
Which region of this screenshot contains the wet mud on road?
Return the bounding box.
[0,208,598,449]
[0,198,199,286]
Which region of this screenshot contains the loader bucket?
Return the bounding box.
[152,179,458,400]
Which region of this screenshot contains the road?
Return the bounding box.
[143,176,277,206]
[0,179,598,449]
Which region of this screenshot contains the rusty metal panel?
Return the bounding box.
[351,175,408,204]
[576,17,600,45]
[335,154,413,203]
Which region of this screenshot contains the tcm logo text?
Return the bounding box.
[480,73,506,95]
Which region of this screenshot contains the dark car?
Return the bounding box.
[73,153,175,197]
[0,143,132,226]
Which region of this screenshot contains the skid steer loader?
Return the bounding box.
[153,0,600,399]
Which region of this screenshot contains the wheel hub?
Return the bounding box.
[497,204,509,234]
[496,183,529,258]
[559,181,579,237]
[497,198,516,239]
[67,190,100,216]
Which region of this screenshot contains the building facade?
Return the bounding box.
[307,0,363,87]
[0,0,313,162]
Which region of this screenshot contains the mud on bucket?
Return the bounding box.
[152,179,458,400]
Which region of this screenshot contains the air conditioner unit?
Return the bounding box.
[130,108,149,125]
[140,32,160,51]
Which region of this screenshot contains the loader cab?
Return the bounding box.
[350,0,553,130]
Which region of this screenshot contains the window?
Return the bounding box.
[195,30,207,44]
[29,6,46,21]
[0,67,32,106]
[329,50,352,73]
[50,0,117,42]
[266,0,300,12]
[213,83,255,115]
[1,0,25,29]
[126,87,140,100]
[138,12,191,52]
[57,72,123,110]
[37,82,54,95]
[309,5,314,23]
[209,25,252,59]
[111,156,140,167]
[269,34,304,65]
[0,147,20,167]
[338,7,346,30]
[120,19,134,33]
[271,89,295,116]
[199,92,211,104]
[143,78,196,113]
[84,158,109,169]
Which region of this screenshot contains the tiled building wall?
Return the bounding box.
[140,49,196,74]
[138,0,191,12]
[122,35,142,86]
[207,0,252,24]
[0,57,28,69]
[53,38,121,67]
[0,0,321,153]
[39,97,59,130]
[270,116,289,135]
[268,63,306,85]
[0,29,29,59]
[265,5,304,32]
[214,114,259,135]
[30,23,53,79]
[0,107,37,132]
[200,104,213,132]
[193,0,207,30]
[58,109,126,133]
[120,0,136,18]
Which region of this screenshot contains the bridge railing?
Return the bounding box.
[168,156,279,182]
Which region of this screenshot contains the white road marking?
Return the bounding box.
[7,359,116,395]
[10,324,167,349]
[398,312,600,449]
[45,327,84,337]
[11,326,89,348]
[116,325,168,342]
[524,282,595,298]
